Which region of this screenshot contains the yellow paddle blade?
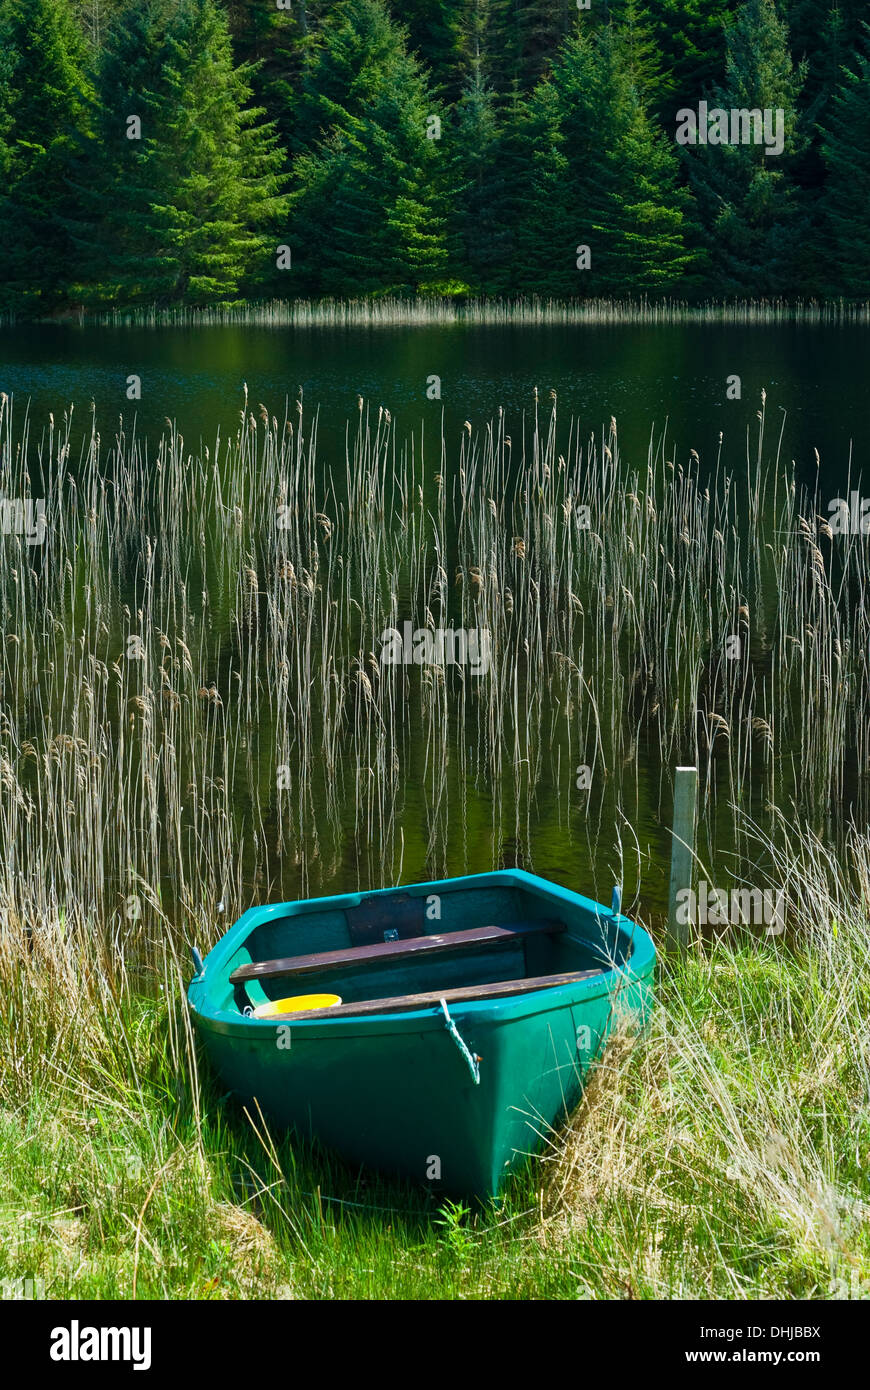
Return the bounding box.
[252,993,342,1018]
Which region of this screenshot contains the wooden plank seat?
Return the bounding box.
[267,968,605,1021]
[230,918,565,986]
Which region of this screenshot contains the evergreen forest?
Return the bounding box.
[1,0,868,313]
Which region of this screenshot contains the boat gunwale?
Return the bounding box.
[187,869,656,1038]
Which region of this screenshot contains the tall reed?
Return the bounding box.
[90,296,870,331]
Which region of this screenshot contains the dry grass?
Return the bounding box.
[536,824,870,1298]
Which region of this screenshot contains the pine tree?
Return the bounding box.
[683,0,806,296]
[290,0,409,151]
[68,1,172,304]
[788,0,867,121]
[511,80,575,294]
[0,0,93,314]
[520,0,576,88]
[447,63,514,290]
[785,3,868,293]
[485,0,575,100]
[73,0,127,50]
[0,21,14,162]
[645,0,741,123]
[612,0,662,104]
[71,0,288,306]
[515,25,699,297]
[820,24,870,298]
[223,0,316,148]
[157,0,288,301]
[392,0,465,100]
[453,0,493,86]
[289,0,448,295]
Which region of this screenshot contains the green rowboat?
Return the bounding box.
[187,870,656,1197]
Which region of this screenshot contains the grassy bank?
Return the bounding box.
[2,819,868,1299]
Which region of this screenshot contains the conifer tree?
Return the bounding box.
[788,0,866,122]
[223,0,315,147]
[452,0,494,87]
[394,0,465,100]
[520,0,576,88]
[786,0,868,287]
[683,0,806,296]
[0,22,14,162]
[73,0,127,50]
[0,0,93,313]
[289,0,448,295]
[68,1,172,304]
[820,25,870,298]
[484,0,575,100]
[511,81,575,295]
[515,25,699,297]
[447,63,513,290]
[612,0,662,104]
[71,0,287,306]
[645,0,740,123]
[290,0,409,151]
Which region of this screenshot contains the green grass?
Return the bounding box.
[3,826,869,1299]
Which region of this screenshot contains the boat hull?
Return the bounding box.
[195,976,651,1196]
[188,871,656,1197]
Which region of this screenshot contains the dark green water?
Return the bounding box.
[1,320,867,489]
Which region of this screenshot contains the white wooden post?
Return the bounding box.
[667,766,698,952]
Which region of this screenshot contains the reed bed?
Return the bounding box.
[1,387,869,964]
[86,296,870,331]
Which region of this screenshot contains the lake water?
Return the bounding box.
[1,320,867,491]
